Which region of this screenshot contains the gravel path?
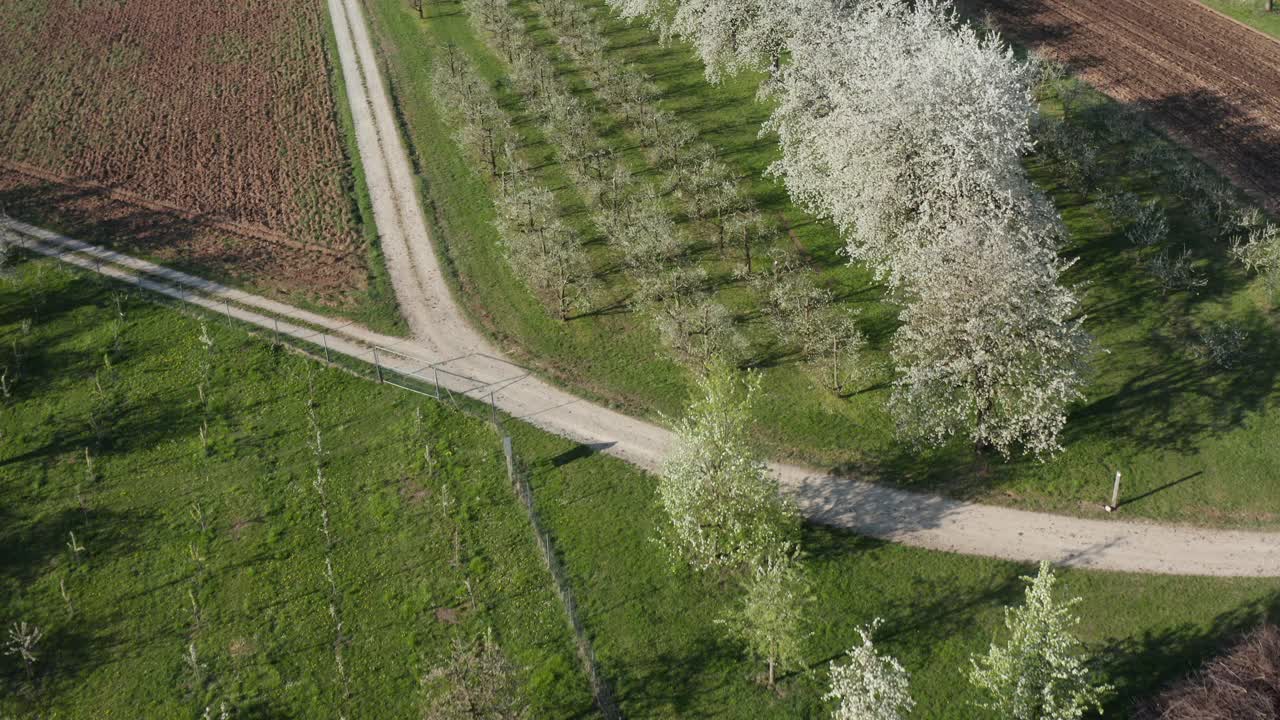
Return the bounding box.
[11,0,1280,577]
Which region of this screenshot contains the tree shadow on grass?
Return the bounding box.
[0,507,154,603]
[1098,592,1280,715]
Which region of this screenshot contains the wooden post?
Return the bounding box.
[490,391,497,427]
[322,334,331,364]
[1106,470,1122,512]
[372,347,384,383]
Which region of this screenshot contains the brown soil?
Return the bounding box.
[0,167,364,305]
[0,0,368,302]
[981,0,1280,213]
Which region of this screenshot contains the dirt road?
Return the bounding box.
[981,0,1280,212]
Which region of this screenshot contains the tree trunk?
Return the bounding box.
[767,657,775,688]
[742,226,752,274]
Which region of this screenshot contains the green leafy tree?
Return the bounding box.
[657,365,797,571]
[969,561,1112,720]
[720,551,811,688]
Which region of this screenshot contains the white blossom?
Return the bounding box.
[825,619,914,720]
[890,219,1092,458]
[657,367,796,571]
[762,0,1042,285]
[969,561,1112,720]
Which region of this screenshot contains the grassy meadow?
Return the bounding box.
[0,256,588,718]
[3,253,1280,717]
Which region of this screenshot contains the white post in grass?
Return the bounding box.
[1105,470,1121,512]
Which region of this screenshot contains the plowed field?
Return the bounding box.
[0,0,368,303]
[981,0,1280,212]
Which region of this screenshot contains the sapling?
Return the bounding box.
[60,576,75,618]
[422,628,527,720]
[826,619,915,720]
[188,588,202,633]
[183,642,207,692]
[191,502,209,534]
[1146,246,1207,295]
[969,561,1112,720]
[67,530,85,562]
[719,551,812,688]
[6,622,43,681]
[657,365,798,571]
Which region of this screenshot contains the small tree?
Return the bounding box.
[825,619,915,720]
[423,628,527,720]
[802,307,868,394]
[6,621,43,680]
[969,561,1112,720]
[651,291,745,368]
[720,551,811,689]
[657,365,796,571]
[1231,215,1280,294]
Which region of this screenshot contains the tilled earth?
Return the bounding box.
[982,0,1280,213]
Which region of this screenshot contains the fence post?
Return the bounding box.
[322,333,331,364]
[273,317,280,344]
[489,391,497,427]
[223,299,232,325]
[503,436,515,489]
[372,347,384,383]
[433,366,441,400]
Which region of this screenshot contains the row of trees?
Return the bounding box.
[658,369,1112,717]
[430,45,596,320]
[459,0,874,388]
[606,0,1097,457]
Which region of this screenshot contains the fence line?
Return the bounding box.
[3,227,624,719]
[502,435,624,720]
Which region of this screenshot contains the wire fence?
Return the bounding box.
[3,226,624,719]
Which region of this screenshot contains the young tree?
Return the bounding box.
[5,621,43,680]
[969,561,1112,720]
[657,365,796,571]
[825,619,915,720]
[613,197,684,280]
[802,307,868,394]
[726,205,769,275]
[1230,213,1280,293]
[890,223,1092,458]
[423,628,527,720]
[651,293,745,367]
[720,551,812,689]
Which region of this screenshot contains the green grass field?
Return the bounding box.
[366,0,1280,526]
[4,254,1280,717]
[1198,0,1280,38]
[0,257,587,717]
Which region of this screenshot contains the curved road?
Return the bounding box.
[9,0,1278,577]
